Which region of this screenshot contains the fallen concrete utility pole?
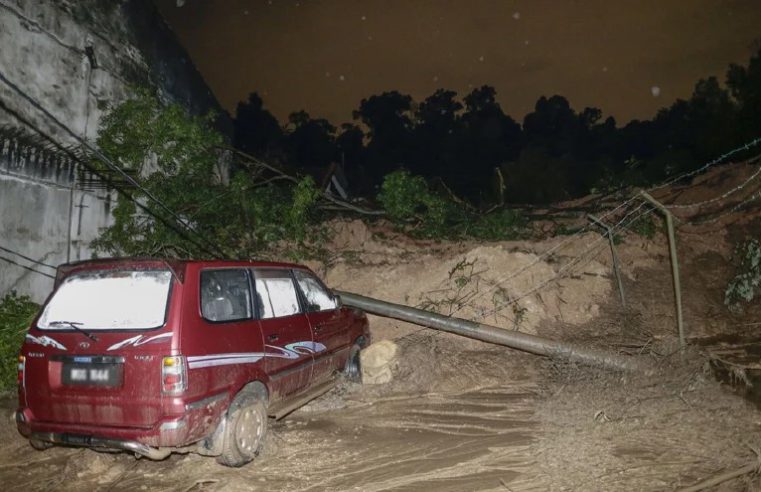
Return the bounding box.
[337,291,651,373]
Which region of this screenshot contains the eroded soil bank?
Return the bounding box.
[3,162,761,490]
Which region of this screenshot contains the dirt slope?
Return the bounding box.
[2,160,761,490]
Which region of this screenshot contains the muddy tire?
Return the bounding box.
[29,438,52,451]
[343,344,362,383]
[217,393,268,467]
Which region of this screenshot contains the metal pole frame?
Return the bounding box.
[588,214,626,309]
[639,191,685,350]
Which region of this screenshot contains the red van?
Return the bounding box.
[15,258,370,466]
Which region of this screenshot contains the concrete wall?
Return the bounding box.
[0,138,115,301]
[0,0,230,302]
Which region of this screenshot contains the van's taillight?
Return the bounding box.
[17,355,25,387]
[162,356,187,394]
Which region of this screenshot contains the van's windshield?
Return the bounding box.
[38,270,172,331]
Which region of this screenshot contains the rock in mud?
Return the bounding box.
[361,340,398,384]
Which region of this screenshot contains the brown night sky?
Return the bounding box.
[156,0,761,126]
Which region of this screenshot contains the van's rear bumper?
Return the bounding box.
[15,403,210,451]
[29,431,171,460]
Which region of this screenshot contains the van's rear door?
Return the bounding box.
[23,332,173,428]
[23,268,177,429]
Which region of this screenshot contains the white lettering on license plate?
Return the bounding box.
[70,368,87,381]
[89,369,109,381]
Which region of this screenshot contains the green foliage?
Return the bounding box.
[378,170,528,240]
[725,239,761,308]
[288,176,321,241]
[468,209,527,240]
[628,214,657,239]
[0,293,39,391]
[93,90,226,257]
[378,170,438,220]
[92,91,321,259]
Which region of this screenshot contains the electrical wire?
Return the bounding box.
[647,137,761,192]
[449,138,761,317]
[476,202,652,321]
[0,244,57,270]
[0,254,56,279]
[0,69,229,259]
[665,155,761,209]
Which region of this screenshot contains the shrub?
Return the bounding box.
[378,170,452,237]
[378,170,529,240]
[0,292,39,391]
[468,209,528,240]
[725,239,761,308]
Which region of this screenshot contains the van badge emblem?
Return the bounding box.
[79,341,91,349]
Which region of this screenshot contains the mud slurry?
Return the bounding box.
[258,385,543,492]
[0,347,548,492]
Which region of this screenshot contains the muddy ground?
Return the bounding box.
[2,162,761,491]
[1,334,759,491]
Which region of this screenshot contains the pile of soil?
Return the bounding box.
[322,219,612,338]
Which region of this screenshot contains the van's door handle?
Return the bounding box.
[267,334,279,342]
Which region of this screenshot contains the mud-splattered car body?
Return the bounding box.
[16,258,370,465]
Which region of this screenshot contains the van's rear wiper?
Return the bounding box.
[48,321,99,342]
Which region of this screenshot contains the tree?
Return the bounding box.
[353,91,414,184]
[94,91,321,258]
[458,86,522,200]
[726,47,761,142]
[411,89,463,181]
[335,123,368,194]
[233,92,283,158]
[283,110,336,170]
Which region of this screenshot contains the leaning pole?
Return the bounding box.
[336,291,651,373]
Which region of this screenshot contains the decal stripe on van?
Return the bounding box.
[186,342,328,370]
[107,333,173,351]
[188,355,264,369]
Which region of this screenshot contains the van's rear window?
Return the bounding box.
[37,270,172,331]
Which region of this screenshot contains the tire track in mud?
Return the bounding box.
[0,380,547,492]
[252,384,547,491]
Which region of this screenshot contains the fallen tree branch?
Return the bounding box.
[225,146,385,216]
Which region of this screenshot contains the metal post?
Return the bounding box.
[639,191,685,350]
[66,184,74,263]
[336,291,650,373]
[588,214,626,309]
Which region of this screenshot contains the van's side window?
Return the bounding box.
[200,269,252,322]
[294,270,337,312]
[253,269,301,319]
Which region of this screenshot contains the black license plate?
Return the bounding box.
[62,363,123,387]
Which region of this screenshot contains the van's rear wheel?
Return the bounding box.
[217,393,267,467]
[343,344,362,383]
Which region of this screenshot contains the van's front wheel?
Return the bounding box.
[217,394,267,467]
[29,438,52,451]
